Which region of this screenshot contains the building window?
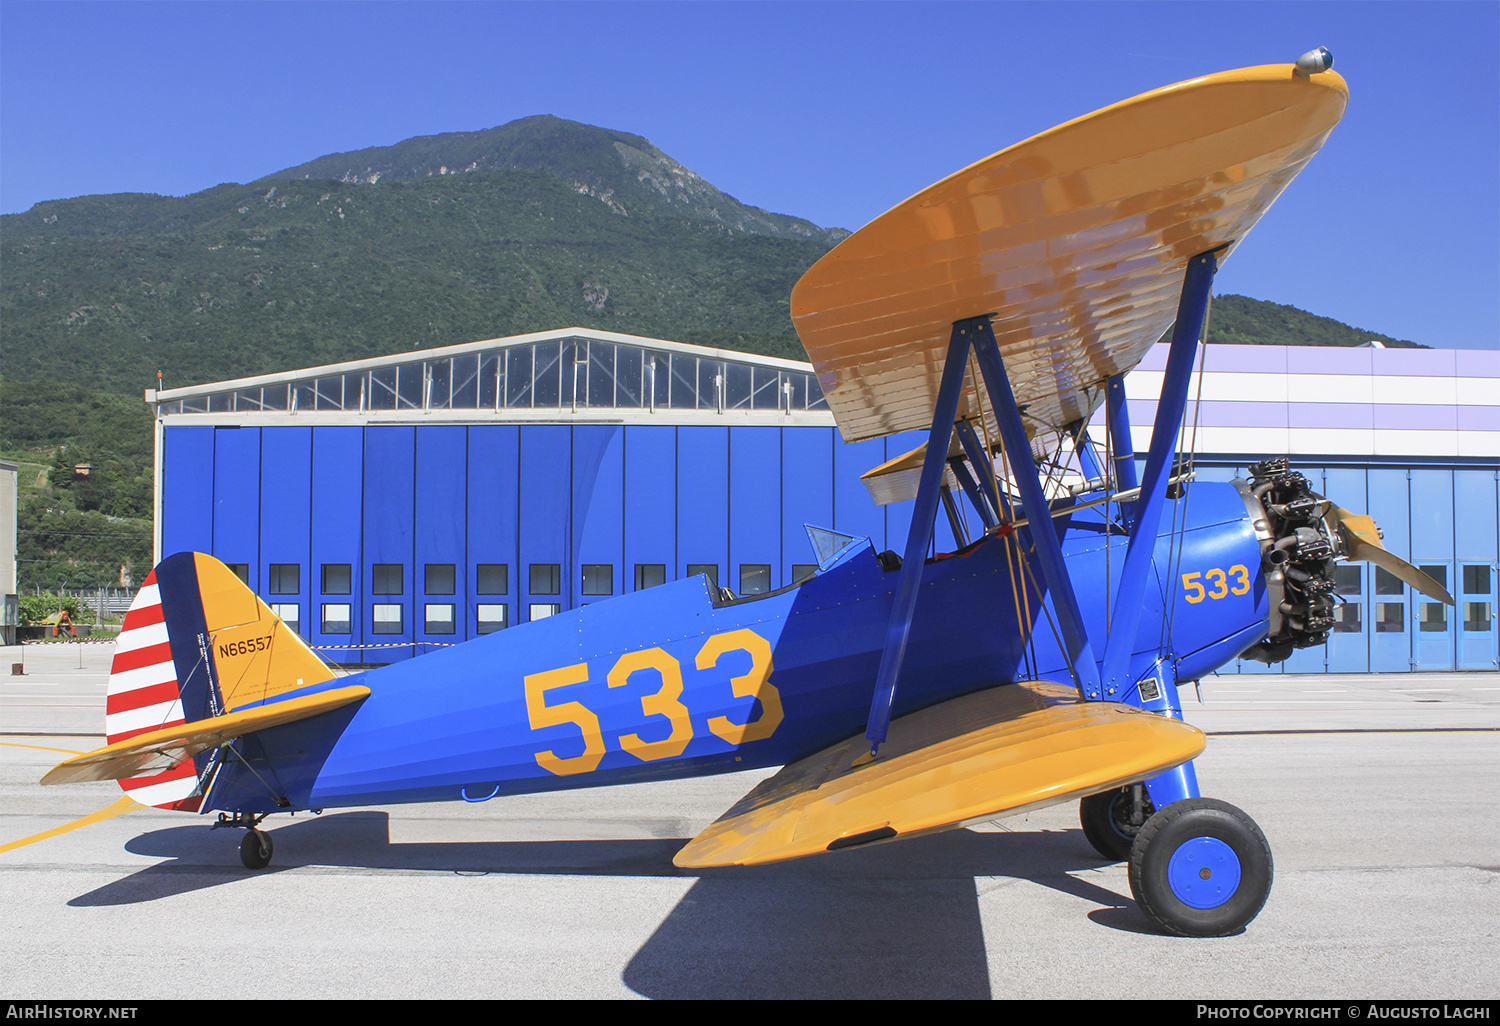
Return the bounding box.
[1462,565,1491,633]
[582,564,613,596]
[1462,564,1491,596]
[740,564,771,596]
[372,603,403,634]
[530,564,560,595]
[1464,602,1491,633]
[688,564,718,589]
[634,564,666,591]
[227,564,250,585]
[372,564,403,595]
[268,564,300,595]
[323,564,352,595]
[1331,602,1360,633]
[791,564,818,585]
[1417,566,1447,632]
[1333,565,1361,596]
[1376,602,1403,633]
[271,603,300,635]
[321,603,351,635]
[424,603,455,635]
[1418,602,1447,632]
[425,564,456,596]
[477,564,508,595]
[476,604,507,634]
[1375,567,1403,595]
[529,603,561,621]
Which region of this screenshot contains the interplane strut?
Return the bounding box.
[864,250,1220,751]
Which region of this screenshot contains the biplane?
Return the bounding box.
[43,50,1453,937]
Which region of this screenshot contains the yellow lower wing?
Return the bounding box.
[674,681,1204,868]
[41,685,371,785]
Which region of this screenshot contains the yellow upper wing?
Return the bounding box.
[791,64,1348,444]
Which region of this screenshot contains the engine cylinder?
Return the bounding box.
[1235,458,1342,663]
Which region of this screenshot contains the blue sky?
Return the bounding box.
[2,1,1495,349]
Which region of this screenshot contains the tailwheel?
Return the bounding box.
[1080,785,1155,861]
[1128,798,1272,937]
[239,829,274,870]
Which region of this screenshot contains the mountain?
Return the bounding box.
[2,200,836,396]
[264,115,849,246]
[1207,294,1422,349]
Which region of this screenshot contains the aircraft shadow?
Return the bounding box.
[68,812,1155,996]
[623,829,1152,999]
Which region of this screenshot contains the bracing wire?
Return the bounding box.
[963,350,1039,679]
[1104,405,1114,634]
[1162,300,1213,650]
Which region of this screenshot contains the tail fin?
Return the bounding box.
[105,553,336,809]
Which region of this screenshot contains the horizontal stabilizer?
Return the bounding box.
[674,681,1204,868]
[42,685,370,786]
[1333,507,1453,604]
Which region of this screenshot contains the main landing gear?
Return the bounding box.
[1080,785,1155,862]
[216,812,274,870]
[1082,791,1274,937]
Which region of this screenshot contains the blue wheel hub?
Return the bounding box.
[1167,836,1241,909]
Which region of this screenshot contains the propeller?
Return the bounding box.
[1238,457,1452,664]
[1327,506,1454,604]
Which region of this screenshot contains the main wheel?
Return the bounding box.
[239,829,273,870]
[1080,786,1155,861]
[1128,798,1272,937]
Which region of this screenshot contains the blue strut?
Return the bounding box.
[864,321,974,747]
[968,322,1103,699]
[1102,249,1218,806]
[1099,249,1217,698]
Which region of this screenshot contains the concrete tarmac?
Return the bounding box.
[2,643,1496,1000]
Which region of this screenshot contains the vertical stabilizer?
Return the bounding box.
[104,553,336,809]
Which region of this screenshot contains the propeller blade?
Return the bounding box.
[1330,506,1454,604]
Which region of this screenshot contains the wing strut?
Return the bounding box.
[863,249,1220,749]
[1106,373,1138,496]
[1099,249,1218,697]
[864,320,974,749]
[969,322,1103,699]
[947,451,998,531]
[954,420,1004,526]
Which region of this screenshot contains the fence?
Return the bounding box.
[31,587,139,621]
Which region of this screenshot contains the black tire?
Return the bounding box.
[1128,798,1272,937]
[239,829,273,870]
[1080,787,1155,861]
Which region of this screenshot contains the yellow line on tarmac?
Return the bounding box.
[0,795,143,855]
[0,741,87,755]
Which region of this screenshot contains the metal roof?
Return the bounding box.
[150,327,832,425]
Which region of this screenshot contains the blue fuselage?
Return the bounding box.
[213,482,1268,814]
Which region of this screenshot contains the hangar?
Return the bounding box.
[148,328,1498,674]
